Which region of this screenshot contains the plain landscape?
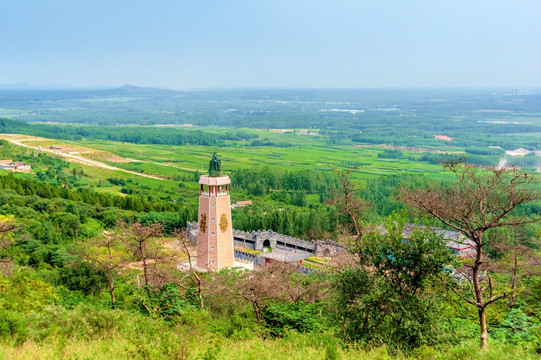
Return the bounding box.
[0,87,539,359]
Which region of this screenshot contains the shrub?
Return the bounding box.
[262,301,325,336]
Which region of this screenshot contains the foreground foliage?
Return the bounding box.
[334,212,456,352]
[0,152,539,358]
[0,302,540,360]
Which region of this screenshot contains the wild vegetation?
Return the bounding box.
[0,88,540,359]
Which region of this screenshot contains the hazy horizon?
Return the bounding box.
[2,0,540,89]
[2,84,541,92]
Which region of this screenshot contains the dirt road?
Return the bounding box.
[4,138,164,180]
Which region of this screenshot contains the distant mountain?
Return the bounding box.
[114,84,180,94]
[0,83,182,94]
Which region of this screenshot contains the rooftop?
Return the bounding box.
[260,249,311,263]
[401,223,477,250]
[199,175,231,185]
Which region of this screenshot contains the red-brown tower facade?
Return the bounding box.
[196,175,234,270]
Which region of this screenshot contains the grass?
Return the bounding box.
[301,262,328,271]
[0,336,380,360]
[305,257,329,264]
[236,248,263,255]
[0,320,538,360]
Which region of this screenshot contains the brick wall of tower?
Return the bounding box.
[215,195,234,267]
[196,197,211,268]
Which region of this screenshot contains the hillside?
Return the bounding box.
[0,93,540,359]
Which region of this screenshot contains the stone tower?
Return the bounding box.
[196,155,234,270]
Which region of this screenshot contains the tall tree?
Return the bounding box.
[400,160,541,350]
[491,223,541,308]
[330,167,368,240]
[172,231,206,310]
[121,222,164,295]
[83,230,129,308]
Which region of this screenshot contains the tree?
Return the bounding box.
[0,215,20,275]
[225,266,282,324]
[330,167,368,240]
[210,262,324,325]
[57,260,108,296]
[136,282,194,320]
[121,222,164,295]
[333,211,455,352]
[0,215,19,251]
[83,230,130,308]
[491,223,541,308]
[171,231,206,309]
[400,160,541,350]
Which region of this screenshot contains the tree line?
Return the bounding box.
[0,118,257,146]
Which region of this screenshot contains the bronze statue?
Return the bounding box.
[209,152,221,176]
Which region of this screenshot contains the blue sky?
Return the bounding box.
[1,0,540,88]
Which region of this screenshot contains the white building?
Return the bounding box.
[0,160,32,171]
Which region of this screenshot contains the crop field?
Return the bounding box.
[73,128,446,181]
[0,129,454,211]
[0,134,195,201]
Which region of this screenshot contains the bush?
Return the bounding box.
[492,309,536,345]
[136,283,195,320]
[57,261,107,296]
[262,301,325,336]
[0,272,58,313]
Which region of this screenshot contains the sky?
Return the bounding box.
[1,0,540,89]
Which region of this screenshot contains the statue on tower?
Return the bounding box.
[208,152,222,177]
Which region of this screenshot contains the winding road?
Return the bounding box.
[3,137,164,180]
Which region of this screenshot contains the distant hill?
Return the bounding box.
[0,83,178,93]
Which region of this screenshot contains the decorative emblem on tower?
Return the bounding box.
[199,213,207,233]
[219,213,228,232]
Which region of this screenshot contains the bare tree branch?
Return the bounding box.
[399,159,541,350]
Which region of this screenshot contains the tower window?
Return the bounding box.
[211,204,215,208]
[211,218,215,222]
[211,232,215,236]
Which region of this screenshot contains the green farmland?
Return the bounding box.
[77,128,446,181]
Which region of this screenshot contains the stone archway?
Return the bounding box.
[262,239,271,251]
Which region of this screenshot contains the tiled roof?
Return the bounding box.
[402,223,477,250]
[260,249,310,262]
